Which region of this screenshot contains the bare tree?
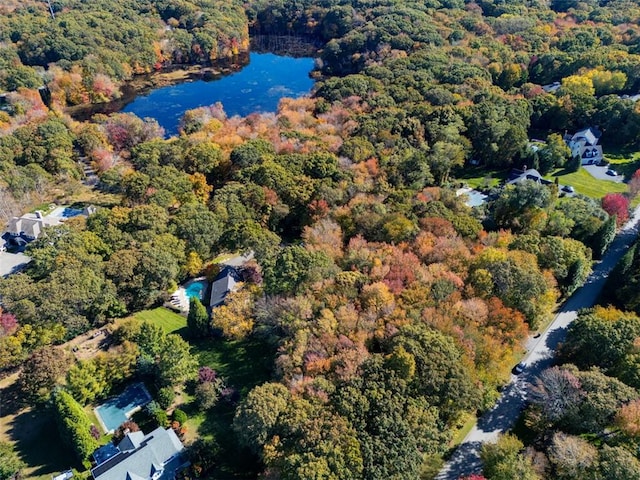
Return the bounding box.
[44,0,55,19]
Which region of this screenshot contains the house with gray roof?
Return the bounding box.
[7,211,60,240]
[209,266,242,307]
[6,205,98,243]
[506,167,553,186]
[564,127,603,165]
[91,427,187,480]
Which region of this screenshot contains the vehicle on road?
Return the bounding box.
[512,362,525,375]
[606,169,618,176]
[561,185,575,193]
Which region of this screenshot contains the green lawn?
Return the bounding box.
[454,166,509,190]
[175,336,274,477]
[192,336,274,397]
[132,307,187,335]
[545,167,627,198]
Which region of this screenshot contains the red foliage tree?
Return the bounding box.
[0,311,18,337]
[629,169,640,198]
[602,193,630,226]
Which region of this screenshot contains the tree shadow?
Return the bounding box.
[9,408,80,477]
[0,378,27,417]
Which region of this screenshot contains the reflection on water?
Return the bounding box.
[125,52,315,136]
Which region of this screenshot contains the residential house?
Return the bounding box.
[542,81,561,93]
[209,266,242,307]
[7,211,59,241]
[506,167,553,186]
[91,427,187,480]
[564,127,603,165]
[6,205,97,244]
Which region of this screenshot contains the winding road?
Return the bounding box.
[436,206,640,480]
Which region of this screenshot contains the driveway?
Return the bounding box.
[436,205,640,480]
[583,164,624,182]
[0,252,31,277]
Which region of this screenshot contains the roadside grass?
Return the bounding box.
[545,167,627,198]
[454,166,509,190]
[449,412,476,448]
[132,307,187,335]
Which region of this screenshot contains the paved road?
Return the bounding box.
[436,206,640,480]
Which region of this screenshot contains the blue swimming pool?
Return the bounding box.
[185,280,207,300]
[94,383,152,433]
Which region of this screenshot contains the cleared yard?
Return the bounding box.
[454,166,509,189]
[0,373,78,480]
[546,167,627,198]
[132,307,187,335]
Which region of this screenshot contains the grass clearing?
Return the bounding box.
[454,166,509,190]
[545,167,627,198]
[132,307,187,335]
[175,336,274,477]
[192,336,274,397]
[0,374,80,479]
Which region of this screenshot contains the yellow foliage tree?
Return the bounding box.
[560,75,595,97]
[212,288,254,340]
[185,251,204,277]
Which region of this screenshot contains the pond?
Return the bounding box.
[122,52,315,136]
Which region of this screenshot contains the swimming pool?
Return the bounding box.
[48,206,84,219]
[184,280,207,301]
[94,383,152,433]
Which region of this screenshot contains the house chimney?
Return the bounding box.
[522,165,527,172]
[35,211,43,219]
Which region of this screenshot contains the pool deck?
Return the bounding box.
[168,276,207,312]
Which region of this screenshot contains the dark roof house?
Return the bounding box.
[506,168,553,186]
[209,266,242,307]
[91,427,186,480]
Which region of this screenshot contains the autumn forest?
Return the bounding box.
[2,0,640,479]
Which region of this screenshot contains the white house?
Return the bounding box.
[564,127,603,165]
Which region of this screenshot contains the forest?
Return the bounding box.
[2,0,640,479]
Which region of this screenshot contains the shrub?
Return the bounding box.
[157,386,175,409]
[173,408,188,425]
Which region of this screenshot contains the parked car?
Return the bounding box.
[512,362,526,375]
[606,169,618,176]
[561,185,575,193]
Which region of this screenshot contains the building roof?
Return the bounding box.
[91,428,185,480]
[210,266,241,307]
[570,127,601,146]
[506,168,553,186]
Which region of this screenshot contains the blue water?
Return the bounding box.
[123,53,315,136]
[95,383,152,432]
[185,280,207,300]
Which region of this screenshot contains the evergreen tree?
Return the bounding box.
[187,297,210,338]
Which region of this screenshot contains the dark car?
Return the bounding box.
[606,169,618,176]
[512,362,525,375]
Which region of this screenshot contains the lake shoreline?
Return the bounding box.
[66,36,320,124]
